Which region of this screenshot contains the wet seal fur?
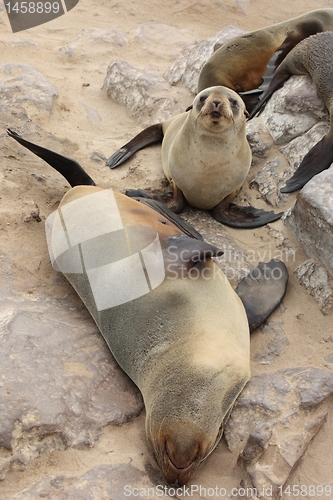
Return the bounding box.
[198,9,333,113]
[106,86,282,228]
[249,31,333,193]
[7,129,288,486]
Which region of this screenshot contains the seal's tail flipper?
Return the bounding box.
[235,259,288,332]
[106,123,164,168]
[7,129,96,187]
[280,132,333,193]
[211,202,283,228]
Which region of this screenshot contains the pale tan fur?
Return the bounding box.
[161,86,251,210]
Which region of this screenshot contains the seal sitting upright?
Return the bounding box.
[7,129,288,486]
[106,86,282,228]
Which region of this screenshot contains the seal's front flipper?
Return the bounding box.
[125,188,154,199]
[235,259,288,333]
[106,123,164,168]
[212,201,283,228]
[280,133,333,193]
[161,234,223,278]
[132,197,203,240]
[7,129,95,187]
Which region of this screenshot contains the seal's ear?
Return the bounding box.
[161,234,223,276]
[185,104,193,112]
[244,109,250,118]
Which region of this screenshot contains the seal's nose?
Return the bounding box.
[213,98,221,107]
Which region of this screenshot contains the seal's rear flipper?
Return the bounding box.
[235,259,288,333]
[7,129,95,187]
[239,89,263,115]
[211,202,283,228]
[106,123,164,168]
[280,133,333,193]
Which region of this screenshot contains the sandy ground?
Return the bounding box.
[1,0,333,497]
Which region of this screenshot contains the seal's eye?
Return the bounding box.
[229,98,238,107]
[198,95,208,108]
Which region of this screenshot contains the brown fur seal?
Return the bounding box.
[249,31,333,193]
[198,9,333,113]
[7,129,288,486]
[106,86,282,228]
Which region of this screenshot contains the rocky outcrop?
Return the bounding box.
[102,60,186,124]
[164,25,246,93]
[225,367,333,500]
[0,63,58,118]
[0,279,143,481]
[284,167,333,283]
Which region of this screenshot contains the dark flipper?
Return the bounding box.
[238,89,263,115]
[280,133,333,193]
[248,68,291,119]
[161,234,223,279]
[235,259,288,333]
[125,188,154,199]
[7,129,95,187]
[129,197,203,240]
[126,184,187,215]
[211,202,283,228]
[106,123,164,168]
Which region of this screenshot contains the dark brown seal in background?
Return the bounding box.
[249,31,333,193]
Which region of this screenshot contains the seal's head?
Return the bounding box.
[148,418,222,486]
[189,86,249,134]
[145,372,247,486]
[143,344,249,486]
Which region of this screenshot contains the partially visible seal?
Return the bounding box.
[249,31,333,193]
[7,129,289,486]
[198,9,333,112]
[106,86,282,228]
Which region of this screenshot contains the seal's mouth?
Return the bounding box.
[210,110,222,119]
[165,440,200,470]
[161,441,202,486]
[200,98,233,124]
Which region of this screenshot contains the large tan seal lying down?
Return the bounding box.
[7,129,288,486]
